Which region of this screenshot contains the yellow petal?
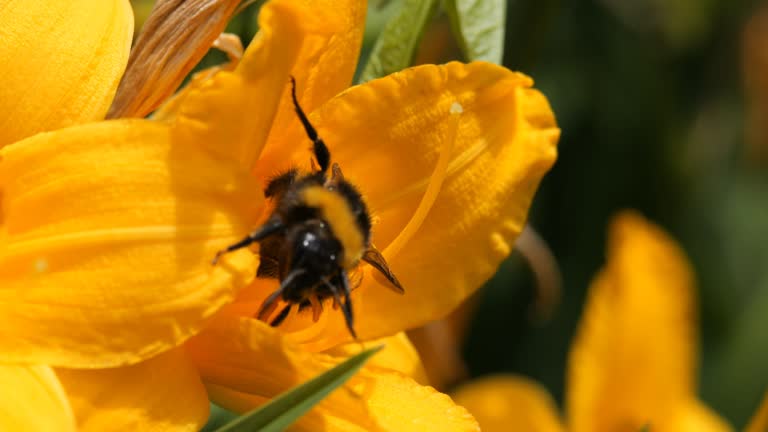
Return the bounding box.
[186,314,376,430]
[0,364,76,431]
[361,370,479,432]
[257,0,367,168]
[567,211,704,431]
[56,348,209,432]
[210,375,480,432]
[451,375,565,432]
[746,389,768,432]
[186,315,479,432]
[258,61,558,348]
[667,399,731,431]
[0,120,260,367]
[168,0,337,169]
[326,332,429,385]
[0,0,133,147]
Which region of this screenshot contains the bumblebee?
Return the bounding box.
[213,77,403,338]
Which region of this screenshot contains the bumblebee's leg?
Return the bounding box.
[309,295,323,323]
[256,289,283,322]
[289,76,330,174]
[339,271,355,337]
[270,304,292,327]
[362,246,404,293]
[256,268,306,321]
[346,267,364,289]
[322,274,356,339]
[212,219,284,264]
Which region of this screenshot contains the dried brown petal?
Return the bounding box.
[107,0,242,119]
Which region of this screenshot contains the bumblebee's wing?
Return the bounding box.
[323,163,345,189]
[362,246,405,294]
[255,236,282,278]
[331,163,344,182]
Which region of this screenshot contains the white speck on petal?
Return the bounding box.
[450,102,463,114]
[34,258,48,274]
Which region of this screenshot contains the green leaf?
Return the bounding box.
[213,345,383,432]
[359,0,440,83]
[201,404,238,432]
[444,0,506,64]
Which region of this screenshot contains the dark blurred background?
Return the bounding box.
[364,0,768,427]
[462,0,768,428]
[134,0,768,427]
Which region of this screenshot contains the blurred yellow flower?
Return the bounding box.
[0,0,558,430]
[452,212,762,432]
[746,391,768,432]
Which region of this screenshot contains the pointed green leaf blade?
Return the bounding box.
[359,0,440,83]
[444,0,506,64]
[213,345,383,432]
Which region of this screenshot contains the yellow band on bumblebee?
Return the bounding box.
[301,186,365,268]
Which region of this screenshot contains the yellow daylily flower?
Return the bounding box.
[0,0,133,148]
[452,211,747,432]
[0,0,558,430]
[0,1,133,429]
[0,364,78,431]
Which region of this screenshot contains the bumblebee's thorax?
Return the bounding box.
[283,219,341,275]
[270,171,371,268]
[295,185,364,268]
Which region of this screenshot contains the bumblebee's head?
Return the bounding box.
[286,220,343,279]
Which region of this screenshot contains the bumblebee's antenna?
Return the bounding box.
[290,76,330,174]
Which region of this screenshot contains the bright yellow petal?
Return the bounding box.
[186,314,376,431]
[746,389,768,432]
[186,315,479,432]
[256,61,558,348]
[567,211,704,431]
[0,0,133,147]
[361,370,479,432]
[0,120,259,368]
[256,0,366,169]
[168,0,337,169]
[451,375,565,432]
[0,364,76,431]
[56,348,209,432]
[326,332,429,385]
[667,399,731,431]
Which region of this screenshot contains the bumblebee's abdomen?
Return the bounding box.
[300,186,365,268]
